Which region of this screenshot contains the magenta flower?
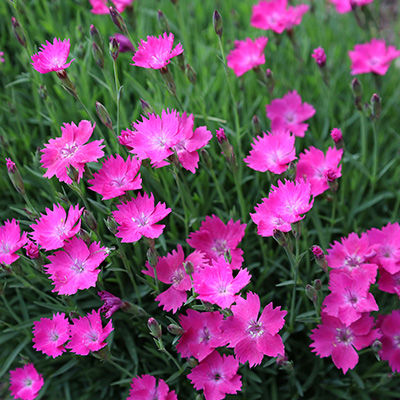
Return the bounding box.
[24,240,40,259]
[127,375,177,400]
[310,312,381,374]
[30,203,83,251]
[9,363,44,400]
[98,291,126,318]
[0,219,27,265]
[131,32,183,70]
[378,269,400,298]
[112,192,171,243]
[187,350,242,400]
[226,37,268,77]
[330,0,374,14]
[176,310,228,361]
[331,128,343,143]
[187,215,246,270]
[6,158,16,172]
[379,310,400,372]
[142,245,208,313]
[193,257,251,309]
[32,312,70,358]
[266,90,316,137]
[66,310,113,355]
[31,38,74,74]
[251,179,313,237]
[40,120,104,184]
[323,270,379,326]
[221,292,286,367]
[349,38,400,76]
[311,47,326,67]
[45,236,107,295]
[88,154,142,200]
[89,0,134,14]
[244,131,296,174]
[296,146,343,196]
[251,0,309,34]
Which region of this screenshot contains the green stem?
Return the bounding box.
[209,167,228,210]
[371,120,379,189]
[285,235,300,331]
[106,357,133,377]
[119,247,142,306]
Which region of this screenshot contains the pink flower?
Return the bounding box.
[251,0,309,34]
[221,292,286,367]
[187,215,246,270]
[251,179,314,237]
[66,310,113,355]
[379,310,400,372]
[89,0,134,14]
[32,312,70,358]
[142,245,208,313]
[24,240,40,259]
[88,154,142,200]
[296,146,343,196]
[9,363,44,400]
[187,350,242,400]
[98,291,126,318]
[349,38,400,76]
[244,131,296,174]
[30,203,83,251]
[216,128,226,142]
[6,158,16,173]
[266,90,316,137]
[127,375,177,400]
[45,236,107,295]
[31,38,74,74]
[378,269,400,298]
[112,192,171,243]
[131,32,183,70]
[40,120,104,184]
[193,257,251,309]
[176,310,228,361]
[311,47,326,67]
[330,0,374,14]
[226,37,268,77]
[0,219,27,265]
[322,270,379,326]
[310,312,381,374]
[331,128,343,143]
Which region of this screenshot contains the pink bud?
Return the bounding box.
[330,128,343,143]
[24,240,40,259]
[311,47,326,67]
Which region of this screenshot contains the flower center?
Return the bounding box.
[171,268,185,285]
[199,327,211,343]
[394,335,400,348]
[86,330,99,343]
[132,212,149,227]
[110,176,127,187]
[71,259,85,273]
[246,319,265,338]
[285,111,296,124]
[60,143,79,158]
[212,239,228,257]
[336,327,353,345]
[50,331,59,342]
[0,240,10,254]
[344,255,362,268]
[24,379,33,387]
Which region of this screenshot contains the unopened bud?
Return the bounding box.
[213,10,223,37]
[372,339,382,360]
[331,128,344,150]
[286,161,297,180]
[327,169,339,192]
[83,210,98,232]
[167,324,184,335]
[177,53,185,71]
[6,158,25,195]
[78,229,91,246]
[56,70,77,97]
[351,78,362,110]
[252,115,261,136]
[188,358,199,368]
[147,247,159,267]
[184,260,194,275]
[105,216,118,234]
[109,37,120,61]
[109,6,129,35]
[24,240,40,259]
[371,93,381,119]
[38,85,47,100]
[140,98,155,115]
[305,284,317,302]
[160,66,176,96]
[95,101,113,130]
[273,229,289,248]
[11,17,27,48]
[90,24,104,49]
[67,166,79,183]
[185,63,196,84]
[265,69,275,94]
[158,10,170,34]
[92,42,104,69]
[201,149,213,169]
[148,317,162,339]
[311,245,328,272]
[314,279,322,291]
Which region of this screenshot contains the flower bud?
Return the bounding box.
[311,245,328,273]
[109,6,129,35]
[371,93,381,119]
[213,10,223,37]
[158,10,170,34]
[201,149,213,169]
[160,66,177,96]
[148,317,162,339]
[305,284,317,303]
[90,24,104,49]
[252,115,261,136]
[311,47,326,67]
[147,247,159,267]
[109,37,120,61]
[177,53,185,71]
[24,240,40,259]
[314,279,322,291]
[11,17,27,48]
[184,260,194,275]
[111,33,135,53]
[331,128,344,150]
[38,85,47,100]
[188,358,199,368]
[351,78,362,110]
[78,229,91,247]
[83,210,98,232]
[216,128,236,171]
[105,215,118,234]
[98,291,125,318]
[372,339,382,360]
[167,324,184,335]
[67,165,79,183]
[92,42,104,69]
[95,101,113,130]
[56,70,77,97]
[185,63,196,84]
[6,158,25,196]
[140,98,155,115]
[265,68,275,94]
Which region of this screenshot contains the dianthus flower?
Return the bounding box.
[89,0,134,14]
[127,375,177,400]
[226,37,268,77]
[88,154,142,200]
[348,38,400,76]
[31,38,74,74]
[193,257,251,309]
[142,245,208,313]
[0,219,27,265]
[244,131,296,174]
[98,291,126,318]
[66,310,113,355]
[112,192,171,243]
[266,90,315,137]
[40,120,104,184]
[176,310,228,361]
[131,32,183,70]
[251,0,309,34]
[310,312,381,374]
[24,240,40,259]
[311,47,326,67]
[251,179,313,237]
[30,203,83,251]
[32,312,70,358]
[378,310,400,372]
[331,128,343,143]
[187,215,246,270]
[9,363,44,400]
[188,350,242,400]
[378,269,400,298]
[45,236,107,295]
[330,0,374,14]
[323,269,378,326]
[296,146,343,196]
[221,292,286,367]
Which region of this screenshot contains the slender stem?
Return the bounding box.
[119,247,142,306]
[106,357,133,377]
[371,120,379,189]
[209,167,228,210]
[285,235,300,331]
[158,345,184,373]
